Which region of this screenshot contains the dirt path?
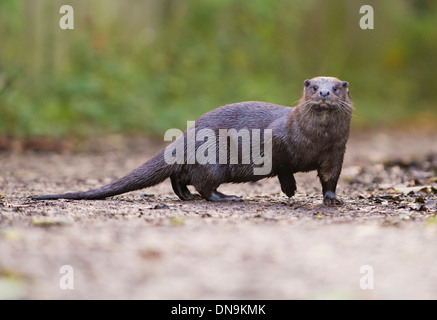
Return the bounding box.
[1,130,437,299]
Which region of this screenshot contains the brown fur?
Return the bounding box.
[32,76,353,205]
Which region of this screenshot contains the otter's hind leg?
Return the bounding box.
[190,168,242,202]
[171,176,200,200]
[212,190,242,202]
[196,188,243,201]
[277,169,297,198]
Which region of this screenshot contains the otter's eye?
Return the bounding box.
[333,86,339,93]
[311,85,318,93]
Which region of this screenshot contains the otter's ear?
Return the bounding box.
[342,81,349,92]
[304,80,311,87]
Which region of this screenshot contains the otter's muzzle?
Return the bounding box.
[319,89,330,98]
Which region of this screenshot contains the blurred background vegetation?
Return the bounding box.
[0,0,436,140]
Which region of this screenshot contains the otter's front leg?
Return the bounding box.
[171,176,201,200]
[319,176,343,205]
[317,159,344,206]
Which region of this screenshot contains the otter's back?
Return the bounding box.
[195,101,292,131]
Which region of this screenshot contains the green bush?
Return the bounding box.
[0,0,436,138]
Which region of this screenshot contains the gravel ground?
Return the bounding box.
[0,129,437,299]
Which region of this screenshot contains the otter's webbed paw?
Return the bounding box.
[323,191,344,206]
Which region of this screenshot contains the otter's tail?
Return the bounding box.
[31,151,173,200]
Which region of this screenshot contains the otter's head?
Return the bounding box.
[300,76,352,114]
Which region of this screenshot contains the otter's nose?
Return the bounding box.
[319,89,330,98]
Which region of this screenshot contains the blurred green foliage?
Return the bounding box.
[0,0,436,138]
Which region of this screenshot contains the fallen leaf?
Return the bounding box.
[32,217,73,227]
[0,278,26,300]
[395,186,432,194]
[424,200,437,210]
[0,228,22,241]
[170,216,184,226]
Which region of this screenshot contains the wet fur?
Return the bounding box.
[32,76,353,204]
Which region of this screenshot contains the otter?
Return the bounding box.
[32,76,353,205]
